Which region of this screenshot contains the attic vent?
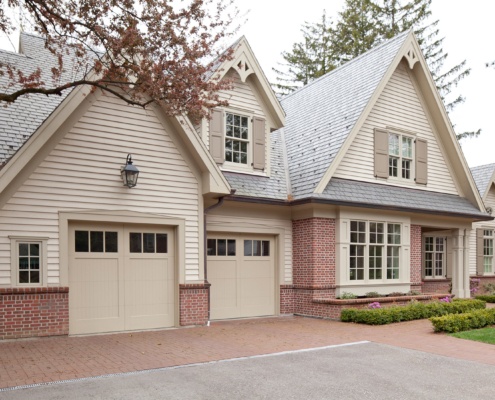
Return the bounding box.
[405,46,419,69]
[233,54,253,82]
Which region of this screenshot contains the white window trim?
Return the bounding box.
[9,236,49,287]
[348,220,402,284]
[483,229,494,275]
[388,132,415,182]
[422,235,447,279]
[223,109,253,173]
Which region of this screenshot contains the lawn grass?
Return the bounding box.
[450,327,495,344]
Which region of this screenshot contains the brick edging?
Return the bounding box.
[0,287,69,295]
[313,293,452,305]
[179,283,211,289]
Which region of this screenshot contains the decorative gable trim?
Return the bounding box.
[208,36,285,129]
[313,31,485,213]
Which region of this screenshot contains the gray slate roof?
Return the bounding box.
[470,163,495,196]
[316,178,488,218]
[223,128,288,200]
[0,33,77,165]
[280,31,409,199]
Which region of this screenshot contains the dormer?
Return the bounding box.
[196,37,285,176]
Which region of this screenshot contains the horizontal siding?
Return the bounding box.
[0,93,202,284]
[206,214,293,283]
[470,186,495,275]
[334,62,458,195]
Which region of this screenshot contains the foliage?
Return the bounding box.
[430,308,495,333]
[273,0,477,138]
[407,290,421,296]
[388,292,406,297]
[470,278,481,296]
[365,291,382,298]
[272,11,337,96]
[341,298,485,325]
[339,291,358,299]
[475,295,495,303]
[0,0,238,120]
[450,327,495,344]
[482,283,495,295]
[439,296,451,303]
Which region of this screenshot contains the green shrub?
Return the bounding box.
[340,299,486,325]
[475,295,495,303]
[339,292,358,299]
[430,308,495,333]
[364,291,382,298]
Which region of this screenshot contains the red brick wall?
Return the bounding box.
[422,280,451,294]
[471,276,495,295]
[0,287,69,340]
[292,218,335,287]
[179,283,209,326]
[280,285,295,314]
[410,225,422,288]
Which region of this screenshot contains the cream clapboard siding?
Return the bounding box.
[207,213,293,283]
[202,69,271,173]
[0,93,201,285]
[334,62,458,195]
[470,185,495,275]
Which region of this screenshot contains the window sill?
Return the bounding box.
[220,166,267,177]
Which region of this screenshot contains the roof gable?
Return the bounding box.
[280,31,409,198]
[209,36,285,129]
[471,163,495,200]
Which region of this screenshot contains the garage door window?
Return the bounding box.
[244,240,270,256]
[207,239,236,256]
[130,232,168,253]
[75,231,118,252]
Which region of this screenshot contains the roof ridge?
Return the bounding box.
[281,30,410,102]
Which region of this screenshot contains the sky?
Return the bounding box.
[0,0,493,167]
[234,0,495,168]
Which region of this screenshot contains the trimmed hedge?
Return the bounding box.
[430,308,495,333]
[340,299,486,325]
[475,295,495,303]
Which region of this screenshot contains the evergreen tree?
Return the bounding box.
[272,11,337,96]
[332,0,380,64]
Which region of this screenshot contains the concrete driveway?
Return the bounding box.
[1,341,494,399]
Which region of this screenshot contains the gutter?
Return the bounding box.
[203,189,236,326]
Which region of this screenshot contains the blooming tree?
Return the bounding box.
[0,0,238,120]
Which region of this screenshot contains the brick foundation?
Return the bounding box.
[472,275,495,295]
[0,287,69,340]
[179,283,209,326]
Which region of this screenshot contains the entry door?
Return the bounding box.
[69,223,175,335]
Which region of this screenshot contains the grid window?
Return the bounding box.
[424,236,445,278]
[129,233,168,254]
[225,113,249,165]
[388,133,413,180]
[244,240,270,256]
[483,230,494,274]
[350,221,401,282]
[207,239,236,256]
[75,230,118,253]
[18,242,40,284]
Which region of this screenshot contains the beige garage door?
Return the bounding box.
[69,222,175,335]
[208,234,275,320]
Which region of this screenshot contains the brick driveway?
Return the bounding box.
[1,315,494,389]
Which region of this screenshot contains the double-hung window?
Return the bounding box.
[225,112,249,165]
[483,230,494,274]
[349,221,401,281]
[424,236,446,278]
[389,133,413,179]
[10,237,47,286]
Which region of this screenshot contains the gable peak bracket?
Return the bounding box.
[404,46,419,70]
[233,54,254,82]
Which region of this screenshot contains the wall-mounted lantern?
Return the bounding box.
[121,154,139,188]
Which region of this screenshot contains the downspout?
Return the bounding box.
[204,189,236,326]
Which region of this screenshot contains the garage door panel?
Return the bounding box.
[209,235,275,320]
[69,224,175,335]
[125,256,175,330]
